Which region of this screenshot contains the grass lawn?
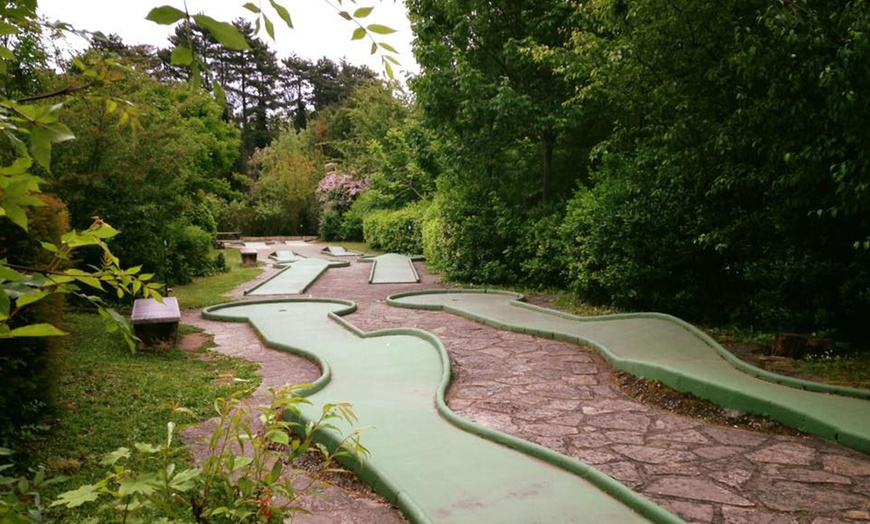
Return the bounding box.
[795,353,870,390]
[173,248,262,309]
[28,313,260,517]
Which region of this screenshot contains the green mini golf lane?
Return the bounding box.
[388,290,870,454]
[244,258,349,295]
[361,253,422,284]
[202,299,679,524]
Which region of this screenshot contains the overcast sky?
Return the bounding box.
[37,0,418,78]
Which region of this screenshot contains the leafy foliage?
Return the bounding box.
[45,386,367,523]
[362,201,427,254]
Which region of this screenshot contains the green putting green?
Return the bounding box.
[244,258,348,295]
[202,299,680,524]
[359,253,422,284]
[387,290,870,454]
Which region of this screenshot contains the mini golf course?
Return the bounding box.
[203,298,680,523]
[387,290,870,455]
[361,253,423,284]
[244,258,349,295]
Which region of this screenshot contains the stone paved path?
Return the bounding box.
[185,243,870,524]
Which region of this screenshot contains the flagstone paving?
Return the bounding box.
[182,242,870,523]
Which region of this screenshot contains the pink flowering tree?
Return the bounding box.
[316,167,371,213]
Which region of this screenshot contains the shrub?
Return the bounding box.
[166,223,215,285]
[362,202,428,254]
[318,210,344,242]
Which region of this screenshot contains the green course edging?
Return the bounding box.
[202,298,683,523]
[386,289,870,454]
[512,301,870,401]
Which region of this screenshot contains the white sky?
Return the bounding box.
[36,0,418,79]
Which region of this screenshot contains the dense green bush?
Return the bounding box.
[363,202,428,254]
[419,183,522,284]
[165,223,217,285]
[318,209,344,241]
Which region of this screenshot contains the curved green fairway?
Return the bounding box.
[203,299,678,524]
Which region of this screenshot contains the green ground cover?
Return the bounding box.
[27,313,260,518]
[173,249,263,309]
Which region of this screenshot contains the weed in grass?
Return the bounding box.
[4,387,366,523]
[26,312,259,517]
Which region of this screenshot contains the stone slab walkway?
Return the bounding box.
[185,241,870,524]
[387,290,870,454]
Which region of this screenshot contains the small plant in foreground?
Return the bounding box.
[45,385,367,523]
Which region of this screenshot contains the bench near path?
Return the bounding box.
[387,290,870,455]
[203,298,679,524]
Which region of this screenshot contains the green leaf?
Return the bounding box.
[193,15,250,51]
[379,42,398,53]
[134,442,161,454]
[0,288,9,316]
[5,323,68,338]
[0,263,25,282]
[264,429,289,445]
[269,0,293,28]
[384,60,395,80]
[51,484,100,508]
[15,290,48,308]
[352,27,366,40]
[353,7,374,18]
[242,2,260,14]
[40,241,58,253]
[3,204,27,230]
[100,447,130,466]
[29,126,52,170]
[338,11,352,21]
[170,46,194,66]
[366,24,396,35]
[146,5,187,25]
[0,157,32,175]
[264,15,275,40]
[371,43,377,54]
[169,468,201,491]
[118,475,157,497]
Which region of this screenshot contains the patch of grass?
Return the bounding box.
[795,353,870,390]
[28,313,260,515]
[173,248,262,309]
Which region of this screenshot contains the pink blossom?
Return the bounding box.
[316,170,370,210]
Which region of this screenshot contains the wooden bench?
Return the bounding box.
[131,297,180,350]
[240,248,258,266]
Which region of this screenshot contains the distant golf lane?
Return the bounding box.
[202,298,679,524]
